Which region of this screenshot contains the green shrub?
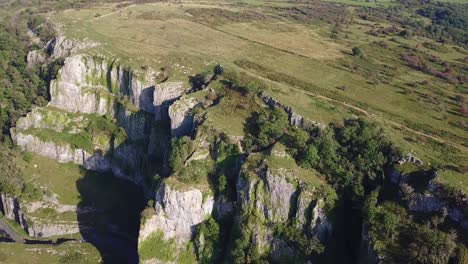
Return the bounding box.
[169,136,193,173]
[246,107,289,149]
[69,132,93,150]
[352,47,364,57]
[21,182,43,201]
[0,145,24,196]
[194,217,221,263]
[22,151,33,163]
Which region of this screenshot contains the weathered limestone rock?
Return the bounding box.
[49,55,156,115]
[153,82,188,120]
[238,168,331,234]
[236,145,334,258]
[15,107,86,132]
[139,182,214,246]
[46,31,97,58]
[390,164,468,230]
[27,50,46,68]
[116,108,151,141]
[27,222,81,238]
[12,54,177,184]
[398,153,423,166]
[168,96,198,137]
[12,132,110,172]
[0,193,28,232]
[49,56,113,115]
[260,92,323,130]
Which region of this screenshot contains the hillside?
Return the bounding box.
[0,0,466,263]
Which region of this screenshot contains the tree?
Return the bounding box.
[214,64,224,76]
[408,224,457,264]
[194,217,221,264]
[0,145,24,196]
[352,47,363,58]
[300,145,320,169]
[254,108,289,148]
[168,136,193,173]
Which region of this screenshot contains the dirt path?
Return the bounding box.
[80,13,466,152]
[276,83,468,153]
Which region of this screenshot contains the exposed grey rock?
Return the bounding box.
[168,96,198,137]
[27,221,81,238]
[48,56,113,115]
[46,30,97,58]
[12,132,110,172]
[139,182,213,246]
[27,50,46,68]
[309,199,332,241]
[153,82,188,120]
[0,193,28,232]
[116,108,151,141]
[15,107,86,132]
[271,239,295,262]
[260,92,323,130]
[265,169,297,222]
[236,148,333,258]
[398,153,423,166]
[110,143,146,184]
[49,55,156,115]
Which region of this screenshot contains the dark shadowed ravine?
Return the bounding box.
[76,170,146,264]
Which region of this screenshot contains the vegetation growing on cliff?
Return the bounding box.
[0,145,24,196]
[0,0,466,263]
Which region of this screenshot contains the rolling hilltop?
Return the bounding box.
[0,0,466,263]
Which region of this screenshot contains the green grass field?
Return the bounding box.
[0,241,100,264]
[51,0,467,190]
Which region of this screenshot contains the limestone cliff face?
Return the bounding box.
[49,55,156,115]
[13,54,189,184]
[237,166,331,236]
[236,145,334,259]
[26,50,46,68]
[46,30,97,59]
[154,82,187,121]
[391,165,468,230]
[27,222,80,238]
[168,95,198,137]
[0,193,28,232]
[260,92,323,130]
[12,131,110,173]
[139,182,214,246]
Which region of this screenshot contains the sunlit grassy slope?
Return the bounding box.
[52,0,467,191]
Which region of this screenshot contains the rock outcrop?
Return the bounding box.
[0,193,28,232]
[391,164,468,230]
[46,30,97,58]
[168,95,198,137]
[48,55,157,115]
[139,181,214,246]
[12,132,110,172]
[27,221,81,238]
[235,143,335,260]
[12,54,190,184]
[153,82,187,121]
[260,92,323,130]
[27,50,46,68]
